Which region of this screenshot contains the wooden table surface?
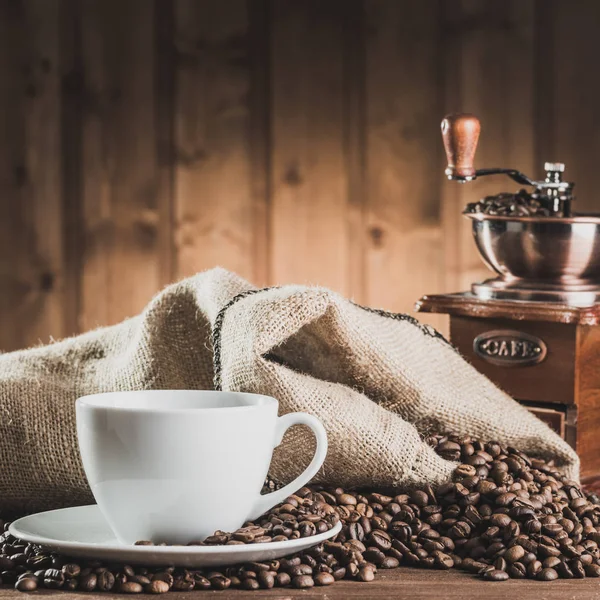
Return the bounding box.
[2,568,600,600]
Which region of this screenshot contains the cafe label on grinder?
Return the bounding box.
[473,330,547,367]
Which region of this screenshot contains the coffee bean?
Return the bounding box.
[543,556,561,569]
[122,565,135,578]
[147,580,170,594]
[389,520,411,542]
[369,530,392,552]
[555,560,574,579]
[280,556,301,569]
[522,518,542,535]
[363,548,385,565]
[252,571,271,590]
[289,564,312,577]
[338,493,357,506]
[542,523,563,537]
[370,515,389,531]
[507,562,526,579]
[438,441,461,461]
[239,577,258,590]
[120,581,143,593]
[585,564,600,577]
[276,572,291,587]
[10,554,26,567]
[455,464,477,478]
[538,567,559,581]
[61,563,80,578]
[510,506,535,520]
[78,573,97,592]
[493,557,507,572]
[483,569,509,581]
[210,574,232,590]
[172,579,194,591]
[255,535,274,543]
[569,558,585,578]
[496,493,517,507]
[410,490,429,507]
[490,513,512,528]
[357,565,375,582]
[449,521,471,539]
[149,572,171,586]
[348,522,364,542]
[314,572,335,586]
[292,574,314,588]
[381,556,400,569]
[97,570,115,592]
[43,568,64,589]
[504,544,525,563]
[461,558,484,573]
[15,577,37,592]
[194,576,211,590]
[346,539,366,553]
[433,551,454,569]
[539,543,561,558]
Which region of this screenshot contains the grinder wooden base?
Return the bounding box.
[416,293,600,486]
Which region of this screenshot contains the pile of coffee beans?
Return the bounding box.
[2,433,600,593]
[464,190,557,217]
[134,497,339,548]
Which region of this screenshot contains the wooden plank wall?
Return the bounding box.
[1,0,600,351]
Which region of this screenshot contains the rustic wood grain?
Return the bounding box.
[0,0,66,351]
[173,0,267,284]
[1,567,599,599]
[575,325,600,478]
[417,293,600,326]
[449,316,576,407]
[269,0,350,294]
[79,0,163,330]
[2,0,600,354]
[344,0,367,304]
[155,0,176,287]
[441,0,536,293]
[60,0,84,341]
[247,0,270,288]
[548,0,600,214]
[525,405,565,438]
[364,0,445,331]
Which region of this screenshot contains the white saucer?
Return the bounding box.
[9,505,342,568]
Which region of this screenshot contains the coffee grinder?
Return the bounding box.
[416,114,600,486]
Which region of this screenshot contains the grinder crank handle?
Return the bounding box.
[441,113,480,181]
[441,113,538,186]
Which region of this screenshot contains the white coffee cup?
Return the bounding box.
[76,390,328,545]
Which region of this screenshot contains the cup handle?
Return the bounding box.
[248,412,328,521]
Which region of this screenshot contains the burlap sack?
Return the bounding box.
[0,267,578,515]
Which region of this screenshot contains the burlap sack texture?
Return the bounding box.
[0,267,578,515]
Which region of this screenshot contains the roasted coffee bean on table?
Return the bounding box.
[3,433,600,593]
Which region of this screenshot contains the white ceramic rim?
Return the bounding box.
[9,506,341,554]
[76,390,277,414]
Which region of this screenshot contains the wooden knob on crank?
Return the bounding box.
[441,114,480,180]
